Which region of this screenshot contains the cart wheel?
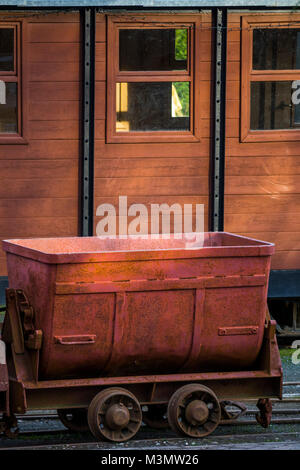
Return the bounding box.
[167,384,221,438]
[88,387,142,442]
[143,404,169,429]
[57,408,89,432]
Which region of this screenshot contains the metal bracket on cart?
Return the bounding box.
[0,413,19,438]
[220,400,247,423]
[256,398,272,428]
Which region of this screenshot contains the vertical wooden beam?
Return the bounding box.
[210,7,227,232]
[81,7,95,236]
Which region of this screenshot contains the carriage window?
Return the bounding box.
[0,82,17,134]
[119,29,188,71]
[0,24,23,142]
[253,29,300,70]
[251,81,300,130]
[107,16,200,143]
[241,17,300,142]
[0,28,14,71]
[116,82,190,132]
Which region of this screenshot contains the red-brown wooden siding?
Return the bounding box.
[93,13,211,236]
[0,10,298,275]
[224,12,300,270]
[0,12,81,275]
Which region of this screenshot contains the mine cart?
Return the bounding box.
[0,233,282,441]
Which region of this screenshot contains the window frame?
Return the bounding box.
[106,14,201,143]
[0,20,28,145]
[241,15,300,143]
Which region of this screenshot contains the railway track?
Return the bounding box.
[0,381,299,450]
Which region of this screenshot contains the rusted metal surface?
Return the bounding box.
[3,233,274,380]
[256,398,273,428]
[87,388,142,442]
[220,400,247,422]
[167,384,221,438]
[0,232,283,441]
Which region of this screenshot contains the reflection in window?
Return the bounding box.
[0,82,17,133]
[250,81,300,130]
[175,29,188,61]
[116,82,190,132]
[253,29,300,70]
[119,29,188,71]
[0,28,14,72]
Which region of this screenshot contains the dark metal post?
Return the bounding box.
[81,7,95,236]
[210,8,227,232]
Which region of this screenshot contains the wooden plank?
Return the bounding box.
[29,22,80,42]
[94,195,208,209]
[226,175,300,195]
[0,143,77,160]
[0,141,79,159]
[0,159,78,179]
[95,63,106,81]
[96,42,106,62]
[225,118,239,137]
[29,101,79,121]
[94,157,209,178]
[200,29,212,42]
[226,156,300,176]
[233,232,300,251]
[227,13,243,24]
[198,42,212,62]
[0,198,78,218]
[94,196,209,230]
[100,120,213,139]
[225,194,300,213]
[29,82,80,101]
[0,179,78,198]
[29,43,80,63]
[199,61,212,80]
[224,101,239,119]
[27,13,80,22]
[94,140,211,158]
[227,42,240,61]
[271,251,300,270]
[227,29,240,42]
[93,196,209,234]
[96,24,106,43]
[95,82,106,119]
[226,62,240,81]
[200,61,239,80]
[225,212,300,232]
[0,217,78,238]
[30,62,79,82]
[0,12,79,22]
[29,121,79,140]
[226,140,300,156]
[95,120,106,140]
[226,81,239,100]
[93,217,209,237]
[94,176,209,197]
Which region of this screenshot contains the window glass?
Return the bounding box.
[0,28,14,72]
[250,81,300,130]
[119,29,188,71]
[116,81,190,132]
[253,29,300,70]
[0,82,17,133]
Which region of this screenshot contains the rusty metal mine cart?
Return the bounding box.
[0,233,282,441]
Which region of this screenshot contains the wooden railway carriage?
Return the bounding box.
[0,0,297,442]
[0,1,300,332]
